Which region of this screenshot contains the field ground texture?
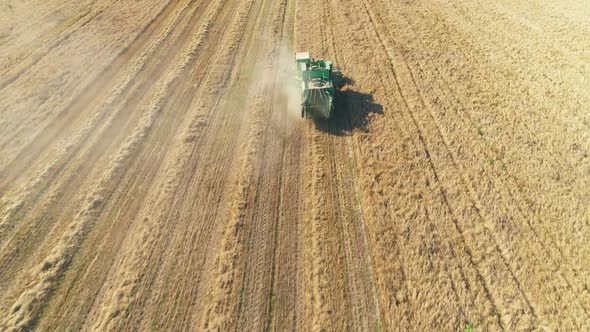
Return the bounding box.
[0,0,589,330]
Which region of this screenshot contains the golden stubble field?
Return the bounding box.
[0,0,588,330]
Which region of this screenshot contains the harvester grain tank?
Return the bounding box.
[296,52,335,119]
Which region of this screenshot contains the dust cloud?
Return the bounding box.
[249,42,303,133]
[274,45,303,124]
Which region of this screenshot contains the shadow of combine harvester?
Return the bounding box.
[312,74,383,136]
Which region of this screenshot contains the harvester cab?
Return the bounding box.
[295,52,335,119]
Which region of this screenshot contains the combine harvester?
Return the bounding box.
[296,52,336,119]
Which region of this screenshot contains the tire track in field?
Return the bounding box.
[294,0,385,327]
[366,34,506,324]
[321,0,383,330]
[80,0,261,329]
[236,88,284,331]
[383,2,590,325]
[0,0,207,283]
[233,26,300,331]
[359,0,589,329]
[0,0,190,236]
[443,0,590,252]
[443,0,590,200]
[0,1,172,173]
[196,0,295,329]
[0,1,173,187]
[32,1,238,329]
[0,0,176,186]
[444,1,590,182]
[356,1,479,328]
[377,1,589,327]
[233,3,297,329]
[0,0,120,93]
[136,0,267,328]
[0,1,90,73]
[295,2,354,329]
[125,1,261,329]
[266,2,307,330]
[0,0,223,329]
[0,0,197,294]
[361,0,539,323]
[324,0,508,328]
[359,0,539,328]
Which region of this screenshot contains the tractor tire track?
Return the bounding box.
[0,0,209,285]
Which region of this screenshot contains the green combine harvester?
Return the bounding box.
[296,52,335,119]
